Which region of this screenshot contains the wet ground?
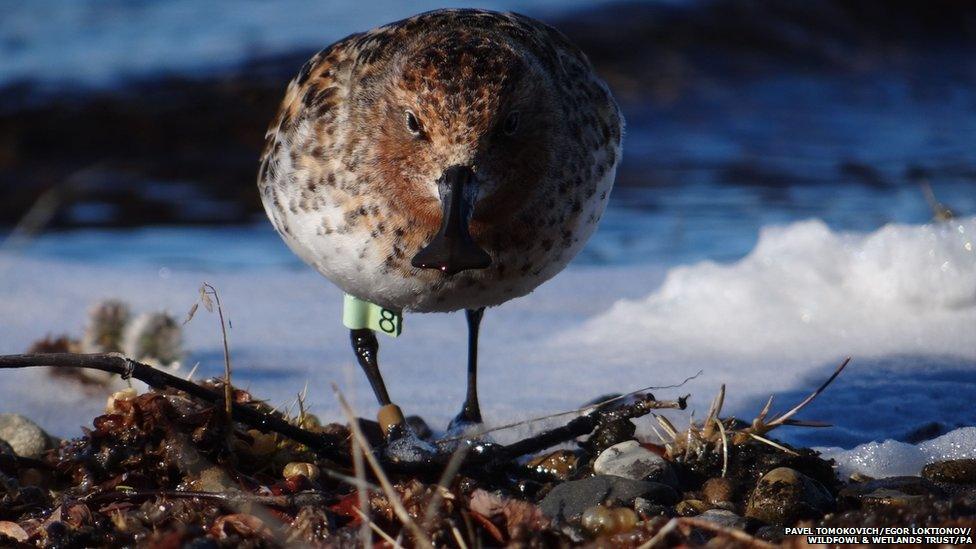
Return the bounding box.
[1,375,974,547]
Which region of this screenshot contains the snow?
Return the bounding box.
[817,427,976,478]
[0,216,973,473]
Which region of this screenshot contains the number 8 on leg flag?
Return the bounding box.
[342,293,403,337]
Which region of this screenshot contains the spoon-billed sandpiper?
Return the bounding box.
[258,8,622,440]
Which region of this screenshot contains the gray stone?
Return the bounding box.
[858,488,926,508]
[0,438,14,456]
[592,440,678,487]
[922,459,976,484]
[698,509,747,530]
[746,467,834,525]
[0,414,54,459]
[539,475,678,521]
[711,501,737,512]
[840,476,946,499]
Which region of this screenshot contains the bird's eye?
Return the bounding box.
[503,111,520,136]
[405,110,423,136]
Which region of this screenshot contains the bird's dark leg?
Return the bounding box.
[350,328,405,437]
[350,328,391,405]
[452,307,485,428]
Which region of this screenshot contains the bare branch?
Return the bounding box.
[0,353,348,463]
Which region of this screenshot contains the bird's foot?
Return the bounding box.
[437,411,496,454]
[445,412,486,439]
[381,424,438,464]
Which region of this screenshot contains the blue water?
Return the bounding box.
[4,1,976,270]
[10,177,974,272]
[0,0,620,89]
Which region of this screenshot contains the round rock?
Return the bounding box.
[745,467,834,525]
[0,414,54,459]
[922,459,976,484]
[702,477,736,504]
[592,440,678,487]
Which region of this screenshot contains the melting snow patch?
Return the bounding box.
[546,216,975,446]
[0,217,973,447]
[563,216,976,362]
[817,427,976,478]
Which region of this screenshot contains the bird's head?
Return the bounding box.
[362,30,556,275]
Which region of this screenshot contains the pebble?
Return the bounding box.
[702,477,736,504]
[840,476,945,499]
[283,462,320,481]
[580,505,638,536]
[0,414,55,459]
[698,509,747,530]
[611,507,638,532]
[580,505,614,535]
[745,467,834,525]
[539,475,678,521]
[592,440,678,487]
[0,521,29,542]
[711,501,737,512]
[529,450,579,480]
[755,525,784,543]
[921,459,976,484]
[858,488,926,508]
[675,499,709,516]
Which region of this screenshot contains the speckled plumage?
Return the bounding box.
[258,9,623,312]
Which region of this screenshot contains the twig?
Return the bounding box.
[713,418,728,478]
[920,180,954,221]
[639,516,776,549]
[442,370,701,443]
[637,517,680,549]
[0,353,691,478]
[82,489,331,509]
[655,414,680,439]
[199,283,234,423]
[449,520,469,549]
[676,516,776,548]
[354,433,372,548]
[489,393,687,465]
[765,357,851,429]
[702,384,724,439]
[0,353,348,463]
[747,433,799,456]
